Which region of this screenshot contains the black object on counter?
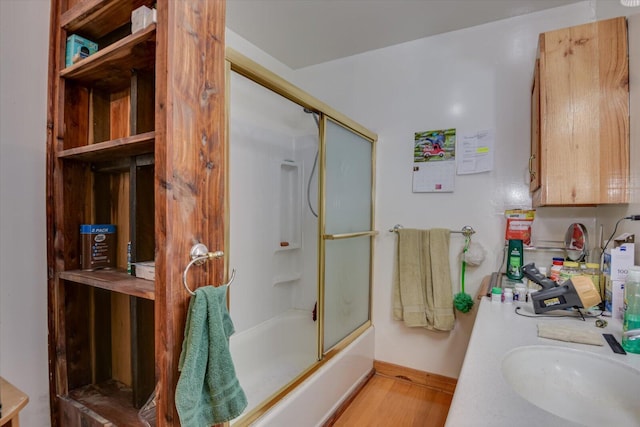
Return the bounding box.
[603,333,627,354]
[522,263,556,290]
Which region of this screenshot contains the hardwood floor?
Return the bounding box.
[329,373,453,427]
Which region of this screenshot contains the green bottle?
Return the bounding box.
[507,239,524,280]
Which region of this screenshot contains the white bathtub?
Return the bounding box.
[229,309,374,426]
[230,309,317,416]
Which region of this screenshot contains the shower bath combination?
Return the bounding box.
[226,53,377,425]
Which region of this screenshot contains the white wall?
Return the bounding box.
[290,2,609,378]
[0,0,51,425]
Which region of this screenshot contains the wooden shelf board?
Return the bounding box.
[64,379,148,426]
[60,24,156,90]
[59,269,155,300]
[58,131,155,162]
[61,0,154,40]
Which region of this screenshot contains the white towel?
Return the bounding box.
[537,323,604,346]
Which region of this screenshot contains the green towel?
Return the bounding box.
[175,285,247,426]
[393,228,455,331]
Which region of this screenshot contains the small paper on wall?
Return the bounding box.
[457,129,494,175]
[412,129,456,193]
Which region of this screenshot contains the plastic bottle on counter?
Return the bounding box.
[491,287,502,303]
[514,283,527,302]
[503,288,514,304]
[549,257,564,283]
[559,261,580,284]
[622,266,640,354]
[583,262,602,299]
[506,239,524,280]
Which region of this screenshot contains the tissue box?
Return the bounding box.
[65,34,98,67]
[132,5,157,33]
[134,261,155,281]
[603,234,635,319]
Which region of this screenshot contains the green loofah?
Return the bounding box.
[454,236,474,313]
[454,292,474,313]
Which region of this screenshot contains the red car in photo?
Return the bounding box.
[423,143,445,158]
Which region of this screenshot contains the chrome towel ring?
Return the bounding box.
[182,243,236,295]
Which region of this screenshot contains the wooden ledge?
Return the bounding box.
[1,377,29,426]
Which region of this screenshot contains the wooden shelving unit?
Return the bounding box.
[46,1,227,426]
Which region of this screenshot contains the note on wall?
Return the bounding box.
[457,129,494,175]
[412,129,456,193]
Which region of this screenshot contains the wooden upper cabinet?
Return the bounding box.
[532,17,629,207]
[529,58,540,193]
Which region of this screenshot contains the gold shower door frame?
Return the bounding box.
[225,47,377,426]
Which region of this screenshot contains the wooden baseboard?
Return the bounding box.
[374,360,457,394]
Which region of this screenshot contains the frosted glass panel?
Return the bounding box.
[325,120,372,234]
[323,236,371,351]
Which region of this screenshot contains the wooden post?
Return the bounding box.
[154,1,226,425]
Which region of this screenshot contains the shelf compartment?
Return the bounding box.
[273,273,302,286]
[278,161,302,251]
[61,0,154,41]
[60,380,147,426]
[60,269,155,300]
[58,131,155,162]
[60,24,156,91]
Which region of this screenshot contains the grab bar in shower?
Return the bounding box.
[182,243,236,295]
[389,224,476,237]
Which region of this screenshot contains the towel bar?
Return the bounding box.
[182,243,236,295]
[389,224,475,237]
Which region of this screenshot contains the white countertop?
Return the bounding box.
[445,297,640,427]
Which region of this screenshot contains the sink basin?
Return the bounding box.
[501,345,640,427]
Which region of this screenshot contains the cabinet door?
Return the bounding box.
[534,17,628,206]
[530,58,540,193]
[630,13,640,176]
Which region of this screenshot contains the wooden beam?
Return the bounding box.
[154,1,227,425]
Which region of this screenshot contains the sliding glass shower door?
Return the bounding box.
[226,49,376,424]
[321,118,375,352]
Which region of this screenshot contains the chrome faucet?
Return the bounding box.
[623,329,640,340]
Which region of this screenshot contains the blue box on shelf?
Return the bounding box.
[65,34,98,67]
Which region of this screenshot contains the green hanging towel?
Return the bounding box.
[175,285,247,426]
